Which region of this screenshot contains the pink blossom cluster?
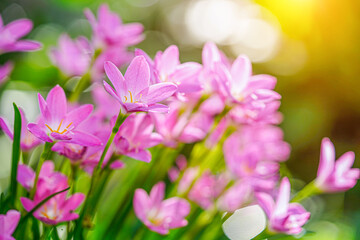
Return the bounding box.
[0,4,359,239]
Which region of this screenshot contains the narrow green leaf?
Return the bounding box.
[52,226,61,240]
[10,103,22,205]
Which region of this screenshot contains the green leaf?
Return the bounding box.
[10,103,22,206]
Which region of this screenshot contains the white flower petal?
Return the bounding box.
[222,205,267,240]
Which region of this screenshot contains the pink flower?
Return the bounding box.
[92,46,133,81]
[0,61,13,86]
[188,171,228,210]
[51,115,103,161]
[103,56,177,113]
[217,181,252,212]
[256,178,310,235]
[113,113,162,163]
[0,210,20,240]
[92,84,121,120]
[0,15,41,53]
[223,126,290,190]
[17,164,35,191]
[28,85,102,146]
[315,137,360,192]
[136,46,202,94]
[133,182,190,235]
[85,4,143,49]
[50,34,92,77]
[20,161,85,225]
[0,107,42,151]
[200,42,230,94]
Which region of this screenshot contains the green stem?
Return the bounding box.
[31,142,54,197]
[291,180,320,202]
[69,49,101,102]
[68,73,91,102]
[74,112,127,238]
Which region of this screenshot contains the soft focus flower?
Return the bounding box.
[20,161,85,225]
[133,182,190,235]
[92,84,121,120]
[200,42,230,94]
[223,126,290,190]
[178,167,199,194]
[0,210,21,240]
[0,107,42,151]
[17,164,35,191]
[188,171,228,209]
[222,205,266,240]
[256,177,310,235]
[315,137,360,192]
[50,34,92,77]
[103,56,177,113]
[85,4,143,49]
[0,15,41,53]
[137,46,202,94]
[28,85,101,146]
[0,61,13,86]
[113,113,162,163]
[217,181,252,212]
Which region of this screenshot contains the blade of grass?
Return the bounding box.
[10,103,22,206]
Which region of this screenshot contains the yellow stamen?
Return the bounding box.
[128,90,134,103]
[56,119,63,132]
[124,96,128,102]
[45,124,53,132]
[41,210,51,219]
[45,120,73,135]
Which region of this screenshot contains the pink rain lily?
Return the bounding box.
[113,113,162,163]
[217,181,252,212]
[256,177,311,235]
[136,46,202,94]
[85,4,143,49]
[0,61,13,86]
[50,34,92,77]
[188,171,228,210]
[17,164,35,191]
[133,182,190,235]
[200,42,231,94]
[20,161,85,225]
[0,210,20,240]
[0,107,42,151]
[103,56,177,113]
[92,84,121,120]
[315,137,360,192]
[0,15,42,54]
[28,85,102,146]
[223,126,290,190]
[92,46,133,81]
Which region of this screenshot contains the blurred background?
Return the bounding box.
[1,0,360,239]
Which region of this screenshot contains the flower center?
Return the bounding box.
[123,91,142,103]
[45,119,73,134]
[40,201,62,220]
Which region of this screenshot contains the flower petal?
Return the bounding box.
[104,61,128,97]
[138,82,177,105]
[27,123,53,142]
[124,56,150,95]
[222,205,266,240]
[316,138,335,186]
